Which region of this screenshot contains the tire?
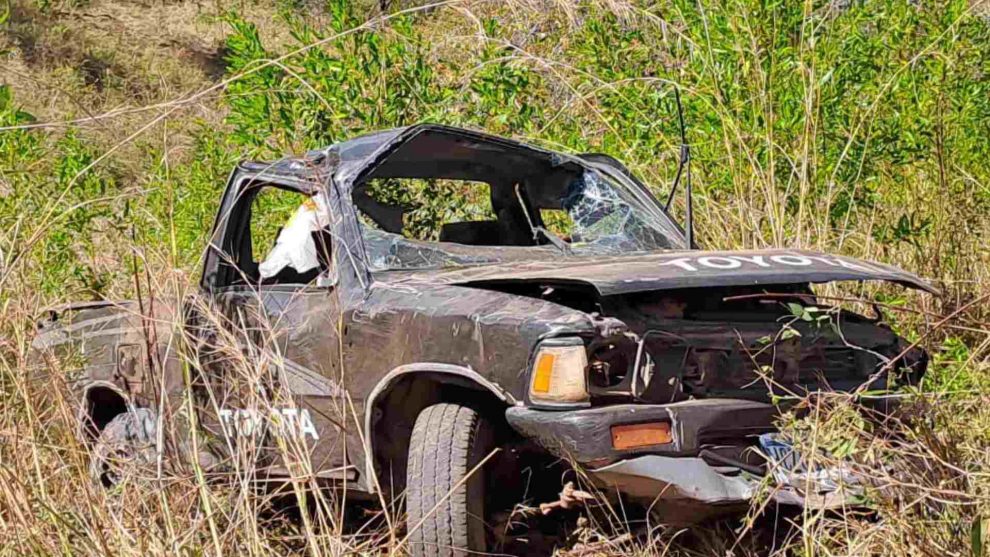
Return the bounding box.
[406,403,494,557]
[90,408,159,488]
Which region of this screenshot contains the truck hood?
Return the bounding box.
[384,249,937,296]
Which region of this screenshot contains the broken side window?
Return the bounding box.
[232,186,334,285]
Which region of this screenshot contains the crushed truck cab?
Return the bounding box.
[33,124,933,554]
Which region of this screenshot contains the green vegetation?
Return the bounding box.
[1,0,989,554]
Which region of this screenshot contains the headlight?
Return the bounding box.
[528,338,589,405]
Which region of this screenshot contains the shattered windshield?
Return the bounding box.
[355,167,685,272]
[562,171,660,246]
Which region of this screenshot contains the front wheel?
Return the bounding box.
[406,403,494,557]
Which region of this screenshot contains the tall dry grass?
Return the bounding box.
[1,0,990,555]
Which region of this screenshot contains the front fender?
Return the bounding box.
[362,362,517,494]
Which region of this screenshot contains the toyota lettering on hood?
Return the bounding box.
[386,249,937,296]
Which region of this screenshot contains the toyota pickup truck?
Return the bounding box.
[32,124,933,556]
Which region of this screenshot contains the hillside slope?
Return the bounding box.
[1,1,990,555]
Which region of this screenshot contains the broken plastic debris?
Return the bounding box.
[758,433,861,494]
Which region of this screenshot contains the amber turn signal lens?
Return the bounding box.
[531,353,556,394]
[528,340,589,404]
[610,422,673,450]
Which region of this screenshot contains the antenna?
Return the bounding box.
[664,87,694,249]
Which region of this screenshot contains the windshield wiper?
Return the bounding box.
[514,183,571,255]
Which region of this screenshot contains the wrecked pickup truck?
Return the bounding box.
[33,124,933,555]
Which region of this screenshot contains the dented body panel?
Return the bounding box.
[33,300,184,407]
[344,282,595,400]
[32,124,933,520]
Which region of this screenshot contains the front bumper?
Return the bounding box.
[506,400,861,521]
[506,398,777,466]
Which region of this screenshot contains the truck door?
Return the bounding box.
[196,174,353,482]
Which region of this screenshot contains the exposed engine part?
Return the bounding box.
[590,314,628,337]
[584,286,927,404]
[586,314,639,392]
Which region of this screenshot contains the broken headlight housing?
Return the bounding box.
[528,337,590,407]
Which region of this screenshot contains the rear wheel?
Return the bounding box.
[406,403,494,557]
[90,408,159,487]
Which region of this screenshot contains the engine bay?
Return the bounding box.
[478,280,928,404]
[586,285,927,404]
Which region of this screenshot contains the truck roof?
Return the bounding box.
[236,124,570,193]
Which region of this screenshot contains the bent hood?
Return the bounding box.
[386,249,937,296]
